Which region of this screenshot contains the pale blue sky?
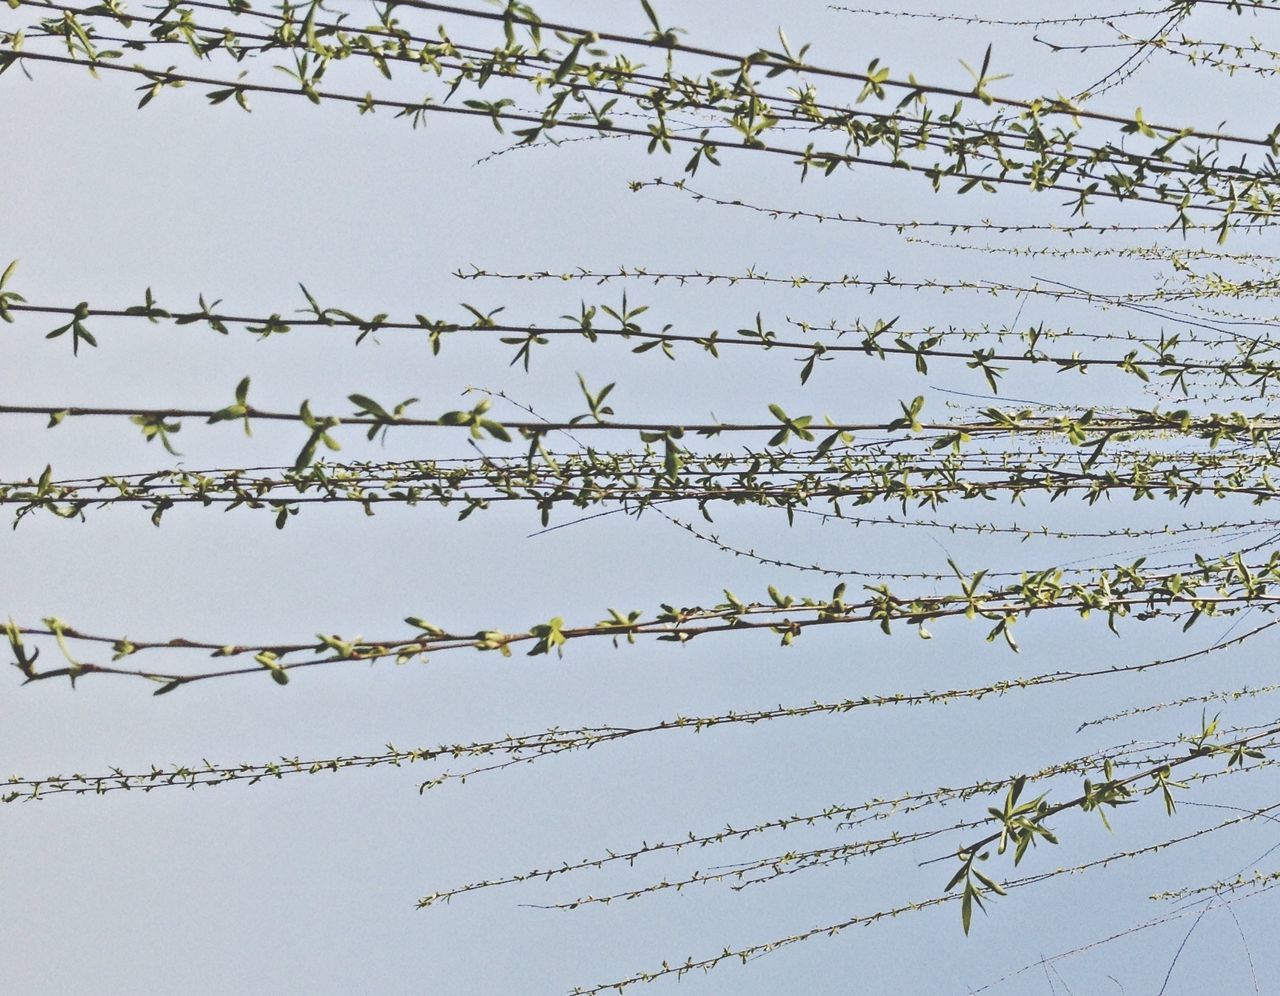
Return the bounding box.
[3,1,1279,993]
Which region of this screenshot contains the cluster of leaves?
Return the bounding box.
[14,433,1280,531]
[7,0,1280,233]
[9,546,1280,692]
[16,263,1280,397]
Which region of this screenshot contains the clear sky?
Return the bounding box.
[3,1,1280,993]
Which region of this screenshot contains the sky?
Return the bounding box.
[3,1,1280,993]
